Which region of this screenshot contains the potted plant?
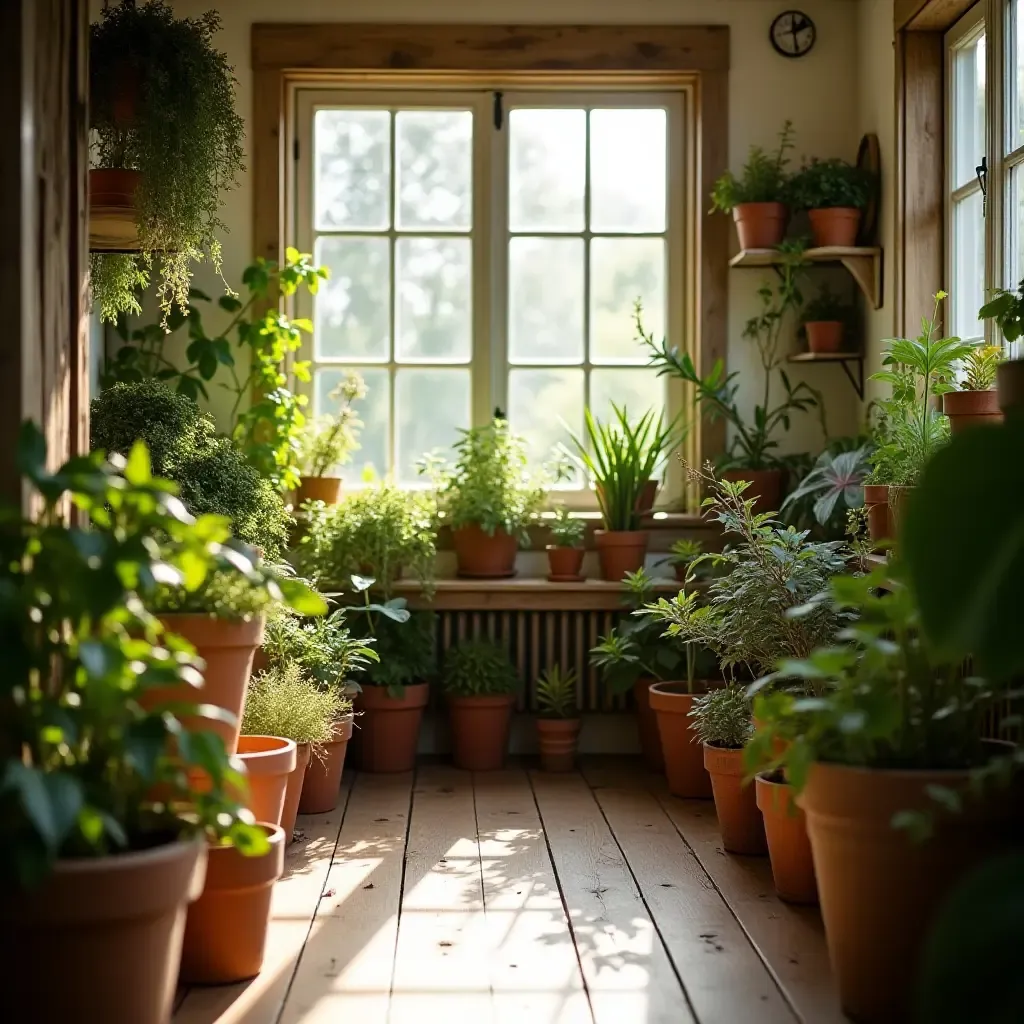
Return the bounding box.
[547,504,587,581]
[534,666,582,772]
[789,156,875,248]
[755,771,818,904]
[296,370,366,506]
[941,344,1003,434]
[664,537,703,583]
[442,638,520,771]
[89,1,245,325]
[800,285,854,354]
[782,441,873,540]
[710,120,795,250]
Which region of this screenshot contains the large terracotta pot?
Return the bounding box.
[703,744,767,855]
[448,694,514,771]
[89,168,142,251]
[281,741,312,840]
[633,676,664,771]
[1,839,205,1024]
[536,717,581,772]
[755,774,817,904]
[594,529,649,581]
[179,824,285,985]
[863,483,890,545]
[547,546,585,582]
[889,485,913,538]
[799,759,1024,1024]
[296,475,342,506]
[733,202,787,250]
[452,523,518,578]
[721,468,783,516]
[808,207,861,248]
[805,320,844,354]
[637,479,659,514]
[355,682,428,773]
[649,682,712,798]
[997,359,1024,413]
[154,614,266,753]
[299,715,353,813]
[236,735,298,826]
[942,390,1003,435]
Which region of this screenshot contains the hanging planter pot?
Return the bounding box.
[89,169,143,251]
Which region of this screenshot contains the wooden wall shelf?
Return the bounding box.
[787,351,865,398]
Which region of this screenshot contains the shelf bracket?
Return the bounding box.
[839,357,865,400]
[838,252,882,310]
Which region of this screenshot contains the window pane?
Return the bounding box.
[590,237,666,363]
[1011,1,1024,154]
[952,191,985,340]
[1009,163,1024,290]
[395,369,470,484]
[314,236,390,361]
[952,32,986,190]
[396,110,472,231]
[315,110,390,230]
[396,237,472,362]
[589,370,666,435]
[508,368,584,480]
[590,109,667,233]
[508,109,586,232]
[315,367,388,483]
[508,237,584,363]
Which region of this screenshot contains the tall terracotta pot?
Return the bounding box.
[703,744,767,855]
[721,468,783,516]
[633,676,664,771]
[355,682,428,773]
[733,202,787,250]
[179,824,285,985]
[296,475,342,505]
[649,682,712,798]
[594,529,649,581]
[637,479,659,514]
[536,717,581,772]
[755,774,817,904]
[942,390,1003,434]
[1,839,205,1024]
[236,735,298,826]
[799,759,1023,1024]
[448,694,514,771]
[453,523,518,578]
[863,483,890,545]
[805,320,844,354]
[808,207,861,248]
[547,546,585,582]
[299,715,353,813]
[281,741,312,840]
[89,168,142,251]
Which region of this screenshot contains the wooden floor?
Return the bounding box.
[174,759,847,1024]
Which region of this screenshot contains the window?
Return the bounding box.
[293,89,686,494]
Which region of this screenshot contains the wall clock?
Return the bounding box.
[770,11,817,58]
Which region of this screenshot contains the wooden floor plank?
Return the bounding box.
[278,771,414,1024]
[388,764,493,1024]
[529,770,694,1024]
[474,769,594,1024]
[583,766,796,1024]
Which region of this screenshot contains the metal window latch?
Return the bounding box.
[493,92,504,130]
[977,156,988,217]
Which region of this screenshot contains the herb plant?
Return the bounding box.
[298,371,366,477]
[710,120,795,212]
[442,639,520,698]
[689,685,753,749]
[788,158,874,211]
[536,666,579,719]
[242,663,351,746]
[548,504,586,548]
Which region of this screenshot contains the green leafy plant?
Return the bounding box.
[547,504,586,548]
[89,1,244,324]
[535,666,579,719]
[788,158,875,211]
[710,120,795,212]
[298,371,366,477]
[242,663,351,745]
[350,607,437,697]
[666,538,705,574]
[961,345,1003,391]
[689,684,753,748]
[441,638,519,698]
[979,279,1024,343]
[782,443,872,529]
[801,285,855,325]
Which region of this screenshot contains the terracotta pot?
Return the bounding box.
[732,202,787,250]
[89,168,142,251]
[536,717,581,772]
[547,545,585,582]
[594,529,649,581]
[808,207,862,248]
[862,483,890,545]
[703,744,767,855]
[632,676,664,771]
[638,479,659,514]
[1,839,205,1024]
[236,735,298,826]
[448,694,514,771]
[299,715,353,813]
[179,824,285,985]
[805,320,844,354]
[281,741,312,840]
[453,523,518,578]
[152,614,265,754]
[721,468,783,516]
[296,475,342,505]
[649,682,712,798]
[355,682,428,773]
[997,359,1024,414]
[942,390,1003,434]
[889,485,912,539]
[756,774,817,904]
[799,758,1024,1023]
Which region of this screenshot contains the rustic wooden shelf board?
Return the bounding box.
[786,351,865,399]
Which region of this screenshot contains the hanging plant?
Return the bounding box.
[89,0,244,325]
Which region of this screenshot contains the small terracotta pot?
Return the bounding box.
[703,744,767,855]
[2,839,205,1024]
[942,390,1003,435]
[355,682,428,773]
[547,545,585,582]
[732,202,787,250]
[448,694,514,771]
[805,320,844,354]
[281,741,312,840]
[453,523,518,578]
[721,468,783,516]
[296,475,342,506]
[649,682,712,798]
[755,774,817,904]
[594,529,649,581]
[799,757,1024,1023]
[299,715,353,814]
[862,483,890,545]
[633,676,664,771]
[236,735,298,826]
[808,207,861,248]
[536,717,581,772]
[179,824,286,985]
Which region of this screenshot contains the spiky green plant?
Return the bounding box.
[535,666,579,719]
[962,345,1002,392]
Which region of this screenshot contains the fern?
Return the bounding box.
[535,666,579,719]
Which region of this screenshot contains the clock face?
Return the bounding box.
[771,10,816,58]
